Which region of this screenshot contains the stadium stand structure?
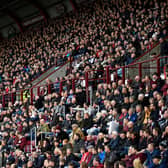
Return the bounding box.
[0,0,168,168]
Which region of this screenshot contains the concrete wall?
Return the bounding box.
[125,42,164,80]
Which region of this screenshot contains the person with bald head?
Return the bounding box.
[37,118,50,143]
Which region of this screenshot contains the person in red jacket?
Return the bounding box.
[80,145,93,165]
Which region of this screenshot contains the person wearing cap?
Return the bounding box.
[118,131,127,157]
[80,145,93,165]
[70,124,85,144]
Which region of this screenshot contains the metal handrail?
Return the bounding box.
[0,55,168,107]
[30,127,37,153]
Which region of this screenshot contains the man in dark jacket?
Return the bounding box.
[109,131,119,151]
[104,144,118,165]
[73,133,85,154]
[65,148,80,166]
[55,125,69,142]
[135,104,145,128]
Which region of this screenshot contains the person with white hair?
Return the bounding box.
[109,131,119,151]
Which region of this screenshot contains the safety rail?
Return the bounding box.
[132,35,168,63]
[24,55,69,88]
[30,127,37,153]
[0,56,167,107]
[1,36,167,107]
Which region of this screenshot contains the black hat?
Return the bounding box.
[152,153,161,159]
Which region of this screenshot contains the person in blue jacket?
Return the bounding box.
[98,146,105,164]
[126,107,137,123]
[144,143,160,167]
[148,154,167,168]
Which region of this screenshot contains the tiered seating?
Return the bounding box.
[0,0,168,168]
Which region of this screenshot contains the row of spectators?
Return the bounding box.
[0,0,168,95]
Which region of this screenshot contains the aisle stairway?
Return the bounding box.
[31,62,69,97]
[125,38,168,79]
[15,62,69,100]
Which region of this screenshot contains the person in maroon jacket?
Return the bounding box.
[123,145,146,168]
[16,132,27,151]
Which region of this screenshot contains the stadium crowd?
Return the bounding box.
[0,72,168,168]
[0,0,168,94]
[0,0,168,168]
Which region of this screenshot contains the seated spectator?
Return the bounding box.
[144,143,160,167]
[70,124,85,144]
[91,156,104,168]
[80,145,94,165]
[72,133,85,155]
[98,146,105,164]
[123,145,146,168]
[65,148,80,167]
[148,153,167,168]
[126,107,137,123]
[43,151,55,168]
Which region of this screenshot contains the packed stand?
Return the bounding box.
[0,0,168,95]
[0,0,168,168]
